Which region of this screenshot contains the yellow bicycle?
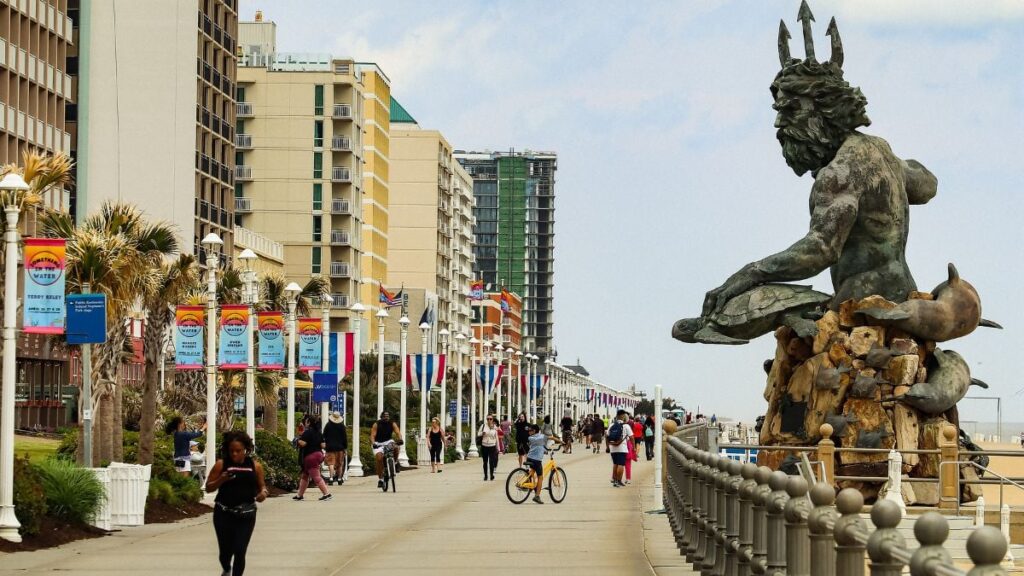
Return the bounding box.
[505,448,568,504]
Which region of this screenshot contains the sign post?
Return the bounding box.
[67,288,107,467]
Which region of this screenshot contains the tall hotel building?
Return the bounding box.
[235,13,367,332]
[455,150,556,358]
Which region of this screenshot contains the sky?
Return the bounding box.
[239,0,1024,423]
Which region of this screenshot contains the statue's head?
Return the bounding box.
[772,3,870,176]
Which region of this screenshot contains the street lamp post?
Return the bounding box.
[284,282,301,441]
[545,359,553,421]
[0,172,30,542]
[529,354,538,422]
[417,322,430,466]
[438,329,449,428]
[515,350,523,416]
[238,249,258,446]
[506,346,514,422]
[454,333,466,459]
[482,341,492,422]
[467,337,479,458]
[375,308,388,417]
[494,346,503,421]
[397,315,410,466]
[201,233,222,476]
[349,303,366,476]
[320,294,333,427]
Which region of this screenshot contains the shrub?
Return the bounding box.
[56,427,78,461]
[34,458,105,524]
[13,455,47,536]
[148,478,180,507]
[254,430,299,491]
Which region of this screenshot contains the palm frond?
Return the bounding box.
[297,276,329,316]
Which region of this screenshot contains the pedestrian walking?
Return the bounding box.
[625,420,638,484]
[631,416,644,459]
[608,410,633,487]
[582,416,593,450]
[644,415,656,461]
[428,417,445,473]
[541,415,555,437]
[294,415,331,501]
[590,414,605,454]
[478,414,500,480]
[499,415,512,453]
[560,412,574,454]
[323,411,348,485]
[167,416,205,478]
[206,430,267,576]
[514,412,530,466]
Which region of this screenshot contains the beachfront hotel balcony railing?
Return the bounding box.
[235,134,252,148]
[332,104,352,119]
[331,199,351,214]
[236,102,253,117]
[235,166,253,180]
[331,167,351,182]
[234,226,284,263]
[330,293,350,309]
[330,230,351,246]
[331,136,351,151]
[329,262,351,278]
[234,197,252,213]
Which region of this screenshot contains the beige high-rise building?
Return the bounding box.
[236,13,363,332]
[356,63,390,315]
[387,98,474,343]
[0,0,74,213]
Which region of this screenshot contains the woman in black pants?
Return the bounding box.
[478,414,500,480]
[428,417,445,473]
[644,416,657,461]
[206,431,267,576]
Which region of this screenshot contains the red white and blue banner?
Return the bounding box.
[586,388,595,403]
[521,374,548,398]
[469,280,484,301]
[407,354,447,392]
[217,305,250,369]
[329,332,355,379]
[174,305,204,370]
[500,288,511,313]
[22,238,66,334]
[257,311,285,370]
[298,318,322,372]
[479,364,504,396]
[379,285,403,308]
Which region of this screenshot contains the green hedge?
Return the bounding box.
[13,455,46,536]
[34,459,105,524]
[254,430,300,491]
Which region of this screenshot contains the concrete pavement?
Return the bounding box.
[1,445,695,575]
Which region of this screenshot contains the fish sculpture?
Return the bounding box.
[882,348,987,415]
[814,364,851,391]
[849,372,889,398]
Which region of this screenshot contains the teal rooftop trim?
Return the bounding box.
[389,97,416,124]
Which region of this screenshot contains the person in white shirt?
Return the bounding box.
[608,409,634,487]
[478,414,500,481]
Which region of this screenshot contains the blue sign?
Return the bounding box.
[66,294,107,344]
[330,391,346,414]
[312,371,337,403]
[448,400,457,417]
[461,406,469,423]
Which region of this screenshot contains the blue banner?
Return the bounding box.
[174,306,204,369]
[217,305,249,369]
[312,371,337,403]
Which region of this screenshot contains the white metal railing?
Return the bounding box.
[331,167,351,182]
[234,226,284,262]
[331,199,351,214]
[332,104,352,119]
[330,293,350,308]
[330,230,351,245]
[236,102,253,116]
[235,165,252,180]
[235,134,252,148]
[329,262,351,278]
[331,136,351,151]
[234,197,252,212]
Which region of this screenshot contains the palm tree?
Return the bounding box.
[138,254,197,465]
[40,202,178,463]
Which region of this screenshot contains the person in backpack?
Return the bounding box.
[322,411,348,485]
[608,410,633,487]
[644,415,657,460]
[630,417,644,459]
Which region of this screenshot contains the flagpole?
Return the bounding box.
[455,333,465,460]
[398,315,410,467]
[468,336,479,459]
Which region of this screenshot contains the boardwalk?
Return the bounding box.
[1,448,695,575]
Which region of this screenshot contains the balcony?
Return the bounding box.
[235,165,253,180]
[235,134,252,148]
[234,197,252,212]
[331,199,352,214]
[234,226,284,263]
[330,262,351,278]
[331,167,351,182]
[330,230,351,246]
[332,104,352,119]
[330,293,351,309]
[236,102,253,117]
[331,136,351,151]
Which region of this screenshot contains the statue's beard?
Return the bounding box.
[777,124,841,176]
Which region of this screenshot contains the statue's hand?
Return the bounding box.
[701,265,758,316]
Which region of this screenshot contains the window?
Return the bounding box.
[312,183,322,211]
[313,120,323,148]
[313,152,322,178]
[236,86,246,101]
[312,216,322,242]
[314,85,324,116]
[237,119,245,134]
[311,247,322,274]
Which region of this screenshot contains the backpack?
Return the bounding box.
[608,421,624,443]
[645,426,654,438]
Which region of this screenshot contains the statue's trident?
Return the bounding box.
[778,1,844,69]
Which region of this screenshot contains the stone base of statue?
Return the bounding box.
[756,292,985,505]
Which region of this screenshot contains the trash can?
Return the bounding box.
[88,467,112,531]
[108,463,151,526]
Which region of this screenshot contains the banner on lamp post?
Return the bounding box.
[298,317,322,372]
[22,238,66,334]
[217,305,249,369]
[174,306,204,369]
[257,311,285,370]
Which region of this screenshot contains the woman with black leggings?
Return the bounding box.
[206,431,267,576]
[428,417,445,473]
[478,414,499,480]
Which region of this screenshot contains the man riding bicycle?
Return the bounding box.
[525,422,561,504]
[371,411,402,489]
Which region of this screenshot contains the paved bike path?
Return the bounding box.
[1,447,694,575]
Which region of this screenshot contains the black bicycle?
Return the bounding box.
[374,439,402,493]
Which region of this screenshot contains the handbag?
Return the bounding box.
[216,501,257,520]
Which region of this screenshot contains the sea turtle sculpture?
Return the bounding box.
[672,284,832,345]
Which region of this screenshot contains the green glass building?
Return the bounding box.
[455,150,557,358]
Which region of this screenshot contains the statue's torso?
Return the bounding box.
[818,132,916,305]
